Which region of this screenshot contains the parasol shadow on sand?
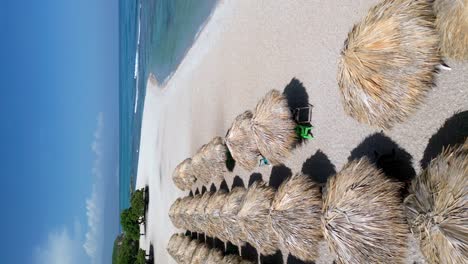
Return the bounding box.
[209,183,217,192]
[283,78,313,147]
[219,180,230,192]
[232,175,245,188]
[147,244,154,263]
[212,237,225,252]
[248,173,263,187]
[260,251,284,264]
[205,236,215,249]
[269,165,293,189]
[239,243,258,263]
[421,110,468,169]
[283,78,309,111]
[302,150,336,184]
[348,132,416,185]
[286,254,313,264]
[225,241,240,256]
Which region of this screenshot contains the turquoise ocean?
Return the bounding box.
[119,0,218,217]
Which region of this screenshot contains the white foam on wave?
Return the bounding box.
[134,3,142,114]
[155,1,229,91]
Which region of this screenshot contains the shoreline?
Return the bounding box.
[147,0,224,90]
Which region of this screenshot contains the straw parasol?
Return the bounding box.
[193,191,213,236]
[237,181,279,256]
[322,158,409,263]
[192,144,210,185]
[174,235,192,263]
[166,233,182,258]
[205,248,224,264]
[175,196,193,230]
[191,243,211,264]
[184,194,202,232]
[337,0,441,129]
[221,187,248,249]
[404,140,468,263]
[182,239,200,264]
[226,111,261,171]
[434,0,468,60]
[205,190,229,241]
[222,255,242,264]
[251,89,297,165]
[270,173,322,262]
[173,158,196,190]
[199,136,228,184]
[169,198,182,228]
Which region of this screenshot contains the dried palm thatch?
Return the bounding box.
[173,158,196,190]
[182,239,200,264]
[252,89,297,165]
[322,158,409,263]
[169,198,182,228]
[337,0,441,129]
[434,0,468,60]
[198,136,228,184]
[226,111,260,171]
[193,191,213,235]
[167,233,183,258]
[191,243,211,264]
[177,196,192,231]
[184,195,201,232]
[270,173,322,262]
[174,236,192,263]
[176,196,192,230]
[404,140,468,263]
[221,187,248,248]
[192,144,210,185]
[192,136,229,186]
[205,190,229,241]
[223,255,241,264]
[205,248,224,264]
[238,181,279,256]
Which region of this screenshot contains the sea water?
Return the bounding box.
[119,0,218,214]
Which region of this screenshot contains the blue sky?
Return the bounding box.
[0,1,119,263]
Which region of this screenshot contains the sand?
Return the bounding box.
[135,1,468,263]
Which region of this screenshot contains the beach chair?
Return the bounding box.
[292,104,314,139]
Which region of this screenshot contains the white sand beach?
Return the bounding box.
[136,1,468,263]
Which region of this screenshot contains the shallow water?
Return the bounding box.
[119,0,219,214]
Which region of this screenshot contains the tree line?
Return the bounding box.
[113,188,150,264]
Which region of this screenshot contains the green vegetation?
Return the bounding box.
[131,189,146,219]
[112,234,124,264]
[116,236,139,264]
[112,187,150,264]
[121,208,141,241]
[135,249,147,264]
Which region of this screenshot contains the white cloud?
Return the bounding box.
[83,112,105,264]
[34,112,108,264]
[34,223,87,264]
